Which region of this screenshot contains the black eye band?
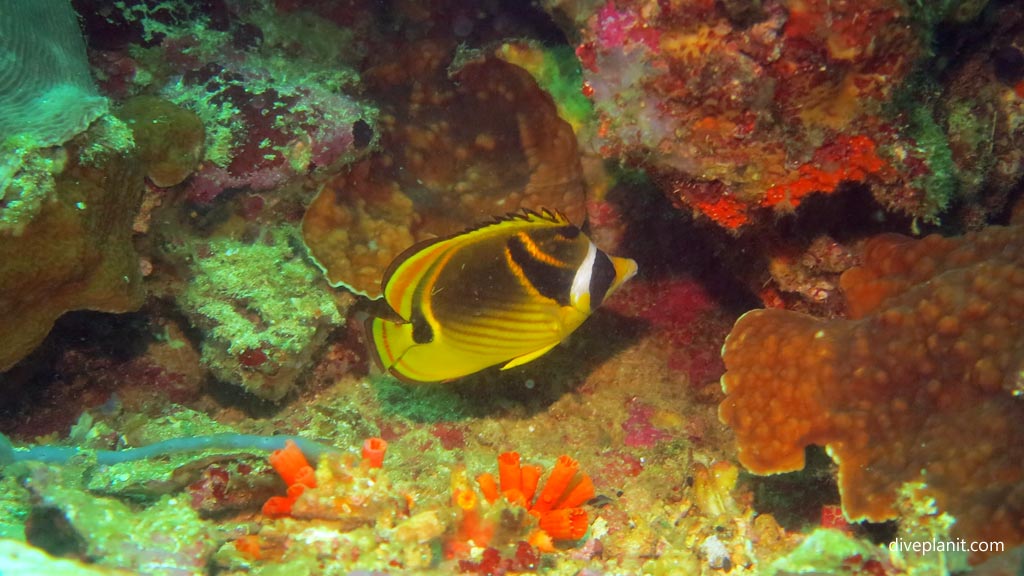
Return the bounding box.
[589,250,616,309]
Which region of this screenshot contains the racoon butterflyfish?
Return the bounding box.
[367,209,638,383]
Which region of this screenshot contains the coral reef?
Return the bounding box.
[539,0,1024,231]
[75,0,377,204]
[178,227,343,401]
[545,0,930,229]
[302,49,588,297]
[5,0,1024,573]
[720,224,1024,560]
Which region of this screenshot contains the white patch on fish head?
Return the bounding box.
[570,240,597,313]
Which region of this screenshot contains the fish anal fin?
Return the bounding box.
[500,342,559,371]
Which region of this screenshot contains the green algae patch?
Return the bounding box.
[372,373,472,423]
[497,41,595,133]
[906,106,957,222]
[0,474,31,540]
[27,469,226,574]
[766,528,881,575]
[180,226,343,401]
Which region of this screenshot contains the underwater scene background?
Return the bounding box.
[1,0,1023,574]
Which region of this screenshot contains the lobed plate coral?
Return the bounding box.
[0,0,108,148]
[1,0,110,233]
[720,223,1024,560]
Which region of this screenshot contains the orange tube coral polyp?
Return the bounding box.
[263,440,319,518]
[262,495,295,517]
[269,439,313,486]
[293,465,317,489]
[477,472,500,503]
[502,488,527,507]
[538,508,589,540]
[532,455,579,513]
[520,464,542,504]
[361,437,388,468]
[286,483,309,499]
[498,451,522,494]
[557,474,595,510]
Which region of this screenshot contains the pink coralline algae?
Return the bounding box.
[607,277,727,386]
[547,0,960,229]
[622,399,672,448]
[593,3,661,51]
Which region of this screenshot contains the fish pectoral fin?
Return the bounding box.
[499,342,560,371]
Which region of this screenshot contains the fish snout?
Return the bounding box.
[609,256,638,295]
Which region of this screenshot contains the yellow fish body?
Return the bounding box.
[367,209,638,383]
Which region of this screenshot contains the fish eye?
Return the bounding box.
[410,309,434,344]
[556,225,580,239]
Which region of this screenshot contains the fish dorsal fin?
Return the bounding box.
[379,208,573,318]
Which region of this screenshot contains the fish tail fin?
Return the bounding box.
[366,315,415,375]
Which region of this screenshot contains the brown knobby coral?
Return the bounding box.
[117,96,204,188]
[302,48,586,298]
[719,225,1024,559]
[0,132,144,371]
